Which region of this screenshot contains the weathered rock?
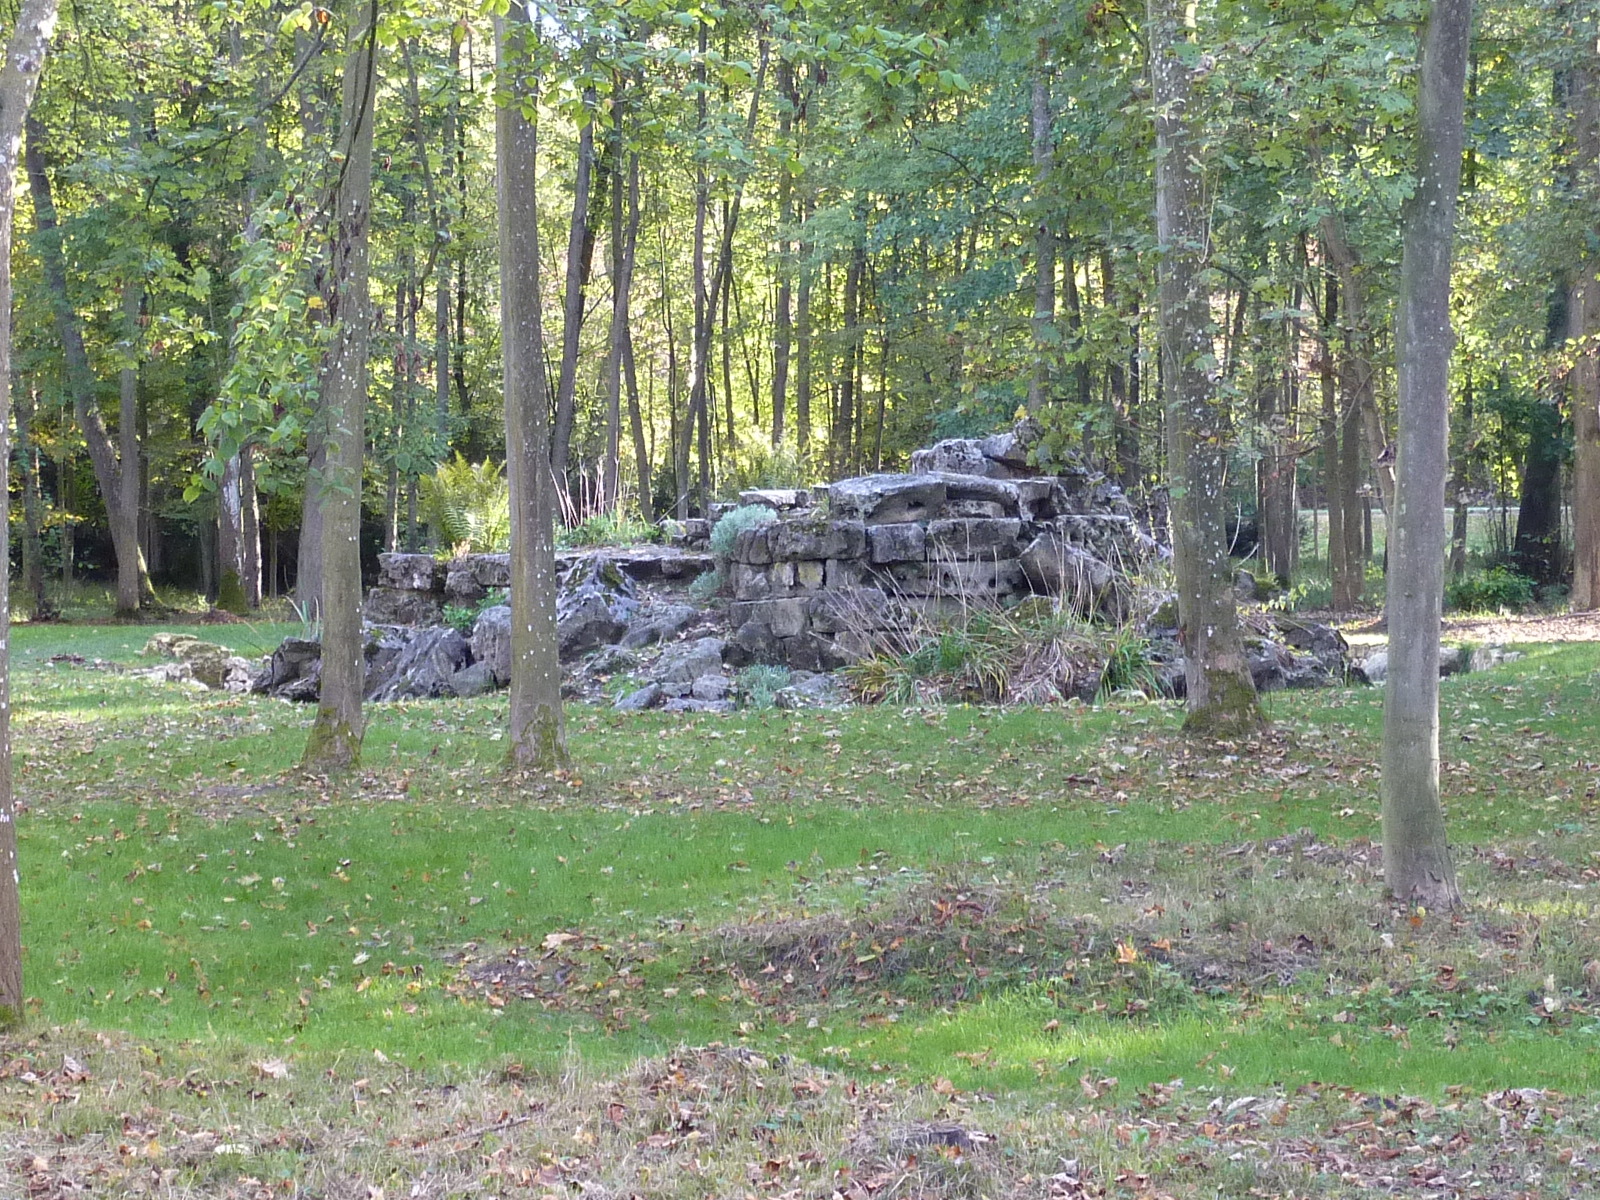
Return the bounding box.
[368,626,472,702]
[656,636,727,683]
[253,637,323,700]
[470,605,513,685]
[377,552,443,591]
[738,487,812,511]
[364,587,445,627]
[770,519,866,562]
[691,674,732,701]
[927,518,1022,558]
[661,698,736,714]
[868,523,927,564]
[615,683,663,711]
[556,556,638,659]
[775,672,842,709]
[829,474,948,524]
[1019,534,1117,613]
[588,646,639,676]
[1234,569,1260,602]
[141,633,248,691]
[448,662,496,699]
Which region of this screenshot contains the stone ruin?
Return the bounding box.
[723,421,1161,670]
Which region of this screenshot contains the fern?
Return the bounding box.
[419,455,511,554]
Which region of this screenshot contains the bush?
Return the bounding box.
[420,455,510,554]
[736,664,792,709]
[442,588,507,636]
[560,509,660,549]
[687,568,724,604]
[709,504,778,560]
[1446,566,1536,613]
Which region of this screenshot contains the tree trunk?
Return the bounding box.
[549,84,599,490]
[16,385,52,620]
[0,0,59,1026]
[771,59,795,448]
[304,0,377,772]
[1148,0,1264,738]
[1029,52,1056,409]
[1383,0,1470,910]
[1512,397,1564,582]
[218,452,245,609]
[25,118,156,616]
[602,123,640,513]
[240,443,261,607]
[1570,48,1600,611]
[497,2,567,770]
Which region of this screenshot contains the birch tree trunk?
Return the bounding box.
[0,0,59,1026]
[1030,51,1056,410]
[1148,0,1264,738]
[303,0,377,771]
[497,2,567,770]
[1382,0,1471,909]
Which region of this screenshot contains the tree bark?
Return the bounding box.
[1383,0,1470,910]
[771,59,795,448]
[240,443,261,607]
[1149,0,1264,738]
[497,2,567,770]
[0,0,59,1026]
[25,119,156,616]
[16,385,52,620]
[1029,51,1056,409]
[1570,47,1600,611]
[304,0,377,772]
[549,84,599,490]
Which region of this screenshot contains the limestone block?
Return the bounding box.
[730,524,774,565]
[868,522,927,564]
[769,518,867,561]
[825,558,868,588]
[731,562,772,602]
[927,518,1022,558]
[377,552,443,592]
[932,558,1025,597]
[795,559,826,590]
[829,473,947,524]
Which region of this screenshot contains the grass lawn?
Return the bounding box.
[2,620,1598,1196]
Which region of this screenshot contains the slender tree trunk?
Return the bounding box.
[1321,272,1346,584]
[16,385,51,620]
[1383,0,1470,910]
[0,0,59,1026]
[25,120,156,616]
[603,122,639,512]
[549,83,599,489]
[688,21,711,512]
[1449,372,1472,579]
[624,324,652,522]
[771,59,795,448]
[240,443,261,606]
[304,0,377,772]
[1149,0,1263,738]
[1029,52,1056,409]
[796,210,813,458]
[497,2,567,769]
[1569,47,1600,610]
[218,451,245,607]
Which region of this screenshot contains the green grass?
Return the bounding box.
[5,622,1600,1195]
[6,629,1599,1075]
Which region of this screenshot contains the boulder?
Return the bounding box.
[252,636,323,700]
[615,683,663,711]
[364,587,445,627]
[470,605,513,686]
[775,672,843,709]
[447,661,496,699]
[620,603,700,649]
[738,487,811,511]
[141,633,249,691]
[556,556,638,659]
[868,523,928,564]
[1234,569,1260,602]
[661,698,735,714]
[828,474,948,524]
[691,674,732,701]
[656,636,727,684]
[1019,534,1117,613]
[367,626,472,702]
[377,552,443,591]
[927,518,1022,558]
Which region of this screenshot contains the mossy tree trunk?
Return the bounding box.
[1382,0,1471,910]
[304,0,377,773]
[1148,0,1265,739]
[496,2,568,772]
[0,0,60,1024]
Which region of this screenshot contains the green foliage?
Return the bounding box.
[442,588,507,636]
[1097,627,1158,701]
[709,505,778,560]
[216,569,249,616]
[687,567,724,603]
[725,441,816,493]
[419,455,511,555]
[1446,566,1537,614]
[735,664,792,709]
[559,510,661,549]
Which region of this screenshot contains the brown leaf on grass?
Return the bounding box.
[252,1058,290,1080]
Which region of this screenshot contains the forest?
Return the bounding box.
[0,0,1597,1197]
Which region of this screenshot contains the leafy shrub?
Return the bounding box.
[560,509,660,549]
[709,504,778,560]
[420,455,510,554]
[1097,627,1158,700]
[1446,566,1536,613]
[442,588,507,636]
[736,664,792,709]
[687,568,724,604]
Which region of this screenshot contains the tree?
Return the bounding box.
[497,1,567,770]
[1148,0,1264,738]
[304,0,378,771]
[1382,0,1471,909]
[1572,37,1600,612]
[0,0,61,1022]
